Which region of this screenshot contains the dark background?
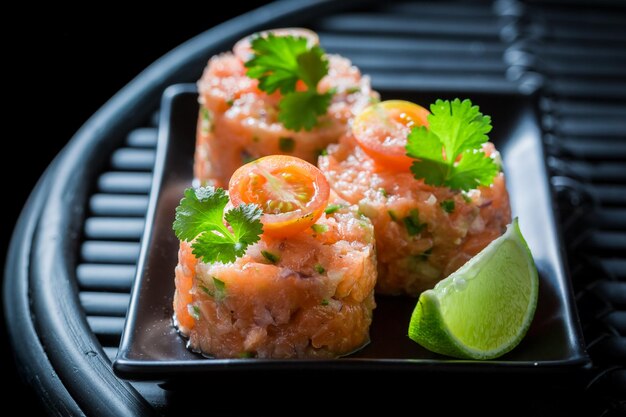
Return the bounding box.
[4,2,270,411]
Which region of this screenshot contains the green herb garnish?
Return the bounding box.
[388,210,398,222]
[403,209,426,236]
[245,34,333,131]
[406,99,498,191]
[190,305,201,320]
[200,107,213,134]
[321,299,330,306]
[316,148,328,157]
[314,264,325,274]
[324,204,343,215]
[199,279,226,300]
[173,187,263,263]
[261,250,280,264]
[212,277,227,300]
[441,199,455,213]
[279,137,296,152]
[311,224,328,234]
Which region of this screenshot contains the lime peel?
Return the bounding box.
[408,218,539,359]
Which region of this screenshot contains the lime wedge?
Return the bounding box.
[408,218,538,359]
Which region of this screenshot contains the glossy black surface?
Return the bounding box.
[114,84,589,381]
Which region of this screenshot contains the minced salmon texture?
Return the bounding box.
[174,198,377,359]
[318,136,512,296]
[195,30,378,187]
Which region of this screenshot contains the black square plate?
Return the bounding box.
[114,83,589,382]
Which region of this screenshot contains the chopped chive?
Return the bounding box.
[261,250,280,264]
[316,148,328,157]
[226,98,234,107]
[388,210,398,221]
[321,299,330,306]
[379,188,388,197]
[279,137,295,152]
[311,224,328,234]
[346,86,361,94]
[189,305,201,320]
[200,107,213,134]
[314,264,325,274]
[212,277,227,301]
[403,209,426,236]
[238,351,254,358]
[324,204,343,214]
[441,199,455,213]
[199,285,213,297]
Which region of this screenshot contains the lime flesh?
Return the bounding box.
[408,218,539,359]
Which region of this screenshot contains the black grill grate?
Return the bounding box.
[516,0,626,412]
[79,127,158,355]
[60,0,624,414]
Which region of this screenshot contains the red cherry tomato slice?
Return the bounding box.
[229,155,330,238]
[352,100,430,171]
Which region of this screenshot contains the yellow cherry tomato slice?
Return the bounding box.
[352,100,430,171]
[229,155,330,238]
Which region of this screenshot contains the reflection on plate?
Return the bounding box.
[113,84,589,382]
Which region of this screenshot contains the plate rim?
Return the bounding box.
[114,83,590,381]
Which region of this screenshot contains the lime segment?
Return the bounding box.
[408,218,539,359]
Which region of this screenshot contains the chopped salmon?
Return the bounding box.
[318,136,512,296]
[195,51,378,187]
[173,199,377,358]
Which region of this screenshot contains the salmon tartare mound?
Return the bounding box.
[173,156,377,358]
[195,28,378,187]
[318,100,512,296]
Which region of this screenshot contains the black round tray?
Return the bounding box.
[5,1,625,415]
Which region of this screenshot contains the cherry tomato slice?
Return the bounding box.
[229,155,330,238]
[234,28,320,62]
[352,100,430,171]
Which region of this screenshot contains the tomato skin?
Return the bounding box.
[352,100,430,171]
[229,155,330,238]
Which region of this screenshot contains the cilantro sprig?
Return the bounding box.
[173,187,263,264]
[245,34,332,131]
[406,99,498,191]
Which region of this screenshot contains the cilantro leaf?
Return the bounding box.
[173,187,263,264]
[296,46,329,88]
[406,99,498,191]
[173,187,229,241]
[428,99,492,160]
[245,34,332,131]
[407,126,449,186]
[245,34,308,94]
[224,203,264,247]
[446,149,499,191]
[279,91,333,131]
